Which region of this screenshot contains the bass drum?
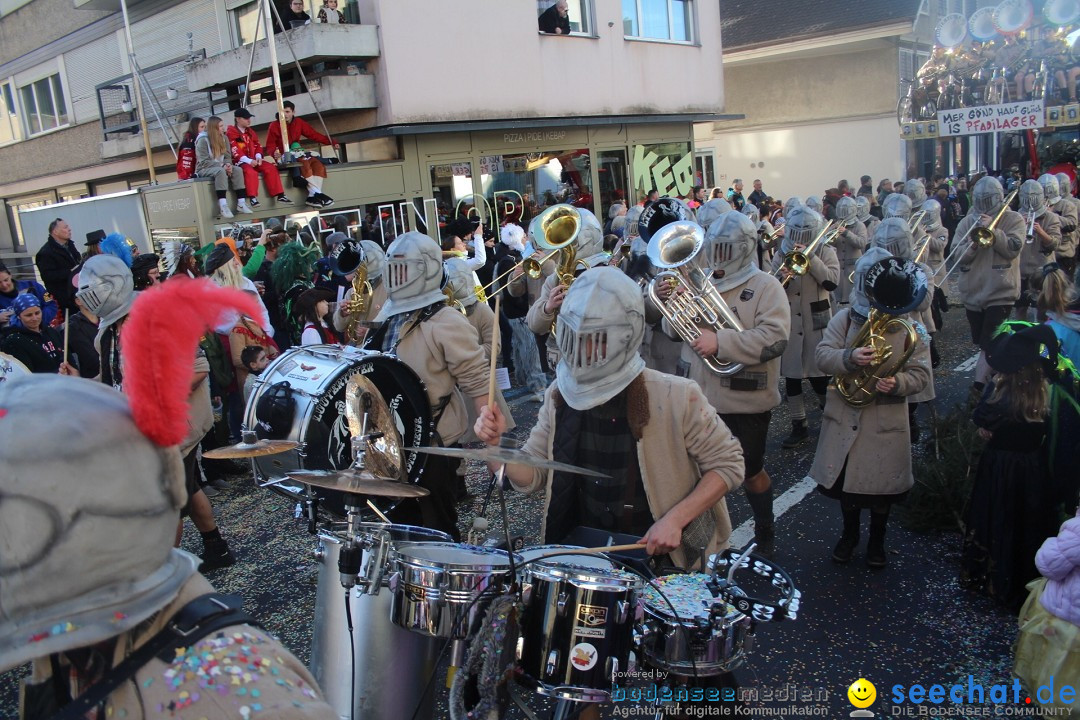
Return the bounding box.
[243,344,431,517]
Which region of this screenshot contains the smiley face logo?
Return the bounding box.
[848,678,877,709]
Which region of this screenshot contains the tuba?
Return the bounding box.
[646,220,746,376]
[835,257,927,407]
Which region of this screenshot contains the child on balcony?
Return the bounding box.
[317,0,345,23]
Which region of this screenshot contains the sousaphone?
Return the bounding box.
[993,0,1034,36]
[935,13,968,49]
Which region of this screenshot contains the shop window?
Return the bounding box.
[478,150,593,231]
[537,0,593,36]
[694,151,715,191]
[632,141,693,201]
[18,74,68,137]
[0,82,22,146]
[597,149,629,224]
[431,161,475,235]
[622,0,694,43]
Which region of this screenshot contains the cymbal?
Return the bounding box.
[404,446,609,478]
[287,469,430,498]
[203,439,300,459]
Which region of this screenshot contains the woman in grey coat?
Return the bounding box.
[195,115,247,219]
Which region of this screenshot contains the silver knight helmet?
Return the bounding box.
[705,211,758,292]
[854,196,872,223]
[972,176,1005,216]
[870,217,914,260]
[835,196,858,227]
[904,178,927,210]
[379,231,446,319]
[921,198,943,231]
[1019,179,1047,219]
[781,205,823,254]
[555,267,646,411]
[1038,174,1062,207]
[882,192,913,221]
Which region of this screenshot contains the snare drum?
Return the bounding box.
[311,523,449,720]
[389,542,518,638]
[639,573,752,677]
[518,552,643,703]
[243,344,431,517]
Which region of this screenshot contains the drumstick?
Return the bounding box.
[486,291,502,403]
[62,310,69,365]
[538,543,646,559]
[366,499,391,524]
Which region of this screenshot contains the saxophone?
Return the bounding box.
[341,265,373,345]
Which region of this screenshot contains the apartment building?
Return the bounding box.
[0,0,733,271]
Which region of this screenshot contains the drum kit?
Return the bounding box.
[214,343,801,718]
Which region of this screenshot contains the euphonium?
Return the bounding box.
[645,220,746,376]
[341,264,373,345]
[835,257,928,408]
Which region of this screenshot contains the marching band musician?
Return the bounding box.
[920,199,950,367]
[855,195,880,239]
[904,178,928,215]
[668,212,790,558]
[1016,179,1061,321]
[1046,173,1078,279]
[525,207,611,368]
[869,219,936,441]
[475,266,745,568]
[331,239,386,345]
[832,196,869,307]
[364,231,493,539]
[808,255,931,568]
[742,203,776,268]
[954,176,1025,399]
[772,206,841,449]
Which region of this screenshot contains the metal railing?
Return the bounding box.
[96,52,214,141]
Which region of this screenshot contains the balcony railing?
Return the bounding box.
[96,52,215,142]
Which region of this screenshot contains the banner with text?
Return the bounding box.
[937,100,1045,137]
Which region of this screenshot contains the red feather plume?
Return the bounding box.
[121,277,264,447]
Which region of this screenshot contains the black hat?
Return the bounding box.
[234,107,254,120]
[131,253,159,275]
[86,230,106,246]
[446,216,479,239]
[986,324,1059,374]
[327,238,363,276]
[204,244,235,276]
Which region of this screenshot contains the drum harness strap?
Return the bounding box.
[42,594,259,720]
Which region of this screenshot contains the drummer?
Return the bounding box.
[366,231,493,540]
[474,267,745,569]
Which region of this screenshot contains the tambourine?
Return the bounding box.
[708,548,800,623]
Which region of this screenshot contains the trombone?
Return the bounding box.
[774,221,841,288]
[936,188,1019,283]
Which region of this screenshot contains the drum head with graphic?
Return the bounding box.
[245,346,431,518]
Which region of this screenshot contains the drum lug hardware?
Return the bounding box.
[438,581,450,604]
[521,585,533,605]
[556,591,569,616]
[313,543,326,561]
[388,571,400,593]
[545,650,559,677]
[615,600,631,624]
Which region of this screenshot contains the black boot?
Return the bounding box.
[832,504,860,563]
[782,420,809,448]
[746,487,775,558]
[908,404,920,443]
[866,509,889,568]
[930,336,941,368]
[199,529,236,572]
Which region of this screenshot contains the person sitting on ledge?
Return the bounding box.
[264,101,337,209]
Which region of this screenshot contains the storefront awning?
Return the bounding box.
[349,113,744,140]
